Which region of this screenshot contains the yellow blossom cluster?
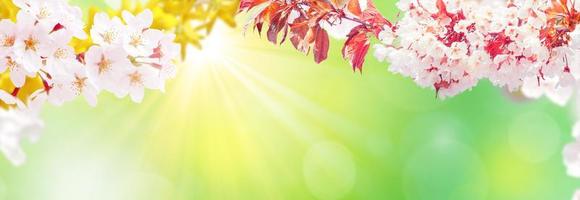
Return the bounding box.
[74,0,238,58]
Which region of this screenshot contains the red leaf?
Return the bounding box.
[242,0,391,72]
[290,17,310,53]
[239,0,269,12]
[255,22,263,35]
[331,0,349,7]
[252,2,281,36]
[313,26,330,63]
[360,2,392,36]
[266,13,282,43]
[342,25,370,71]
[267,9,290,44]
[279,25,290,44]
[347,0,363,16]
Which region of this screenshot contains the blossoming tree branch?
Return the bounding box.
[239,0,580,198]
[239,0,391,71]
[0,0,237,166]
[240,0,580,98]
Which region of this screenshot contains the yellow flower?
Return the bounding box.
[112,0,239,59]
[0,0,18,20]
[78,0,239,58]
[0,74,44,109]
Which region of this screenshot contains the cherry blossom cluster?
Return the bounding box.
[0,0,179,165]
[375,0,580,98]
[82,10,179,104]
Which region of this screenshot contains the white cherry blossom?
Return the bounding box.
[521,77,574,106]
[67,61,99,106]
[122,9,153,31]
[373,0,575,99]
[48,61,99,106]
[84,45,131,92]
[13,11,50,73]
[565,123,580,178]
[0,55,35,87]
[149,32,180,78]
[121,10,158,56]
[0,20,17,56]
[90,13,126,47]
[57,4,88,39]
[13,0,61,29]
[117,67,161,103]
[574,190,580,200]
[43,31,77,75]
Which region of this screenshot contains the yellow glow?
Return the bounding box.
[186,22,234,65]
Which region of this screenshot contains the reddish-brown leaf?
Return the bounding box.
[255,22,263,35]
[253,2,281,35]
[347,0,363,16]
[242,0,392,72]
[360,1,392,36]
[313,26,330,63]
[343,25,370,71]
[331,0,350,8]
[290,17,310,53]
[239,0,270,12]
[267,9,290,44]
[279,25,290,44]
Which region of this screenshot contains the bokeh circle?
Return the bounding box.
[403,140,488,200]
[303,141,357,200]
[508,111,561,163]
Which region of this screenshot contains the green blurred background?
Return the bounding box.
[0,0,577,199]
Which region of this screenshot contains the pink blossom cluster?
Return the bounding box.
[1,0,180,107]
[375,0,580,98]
[0,0,180,165]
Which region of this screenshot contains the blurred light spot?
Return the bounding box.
[508,111,561,163]
[40,161,174,200]
[186,22,233,67]
[399,113,468,156]
[404,140,488,200]
[23,148,175,200]
[303,142,356,200]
